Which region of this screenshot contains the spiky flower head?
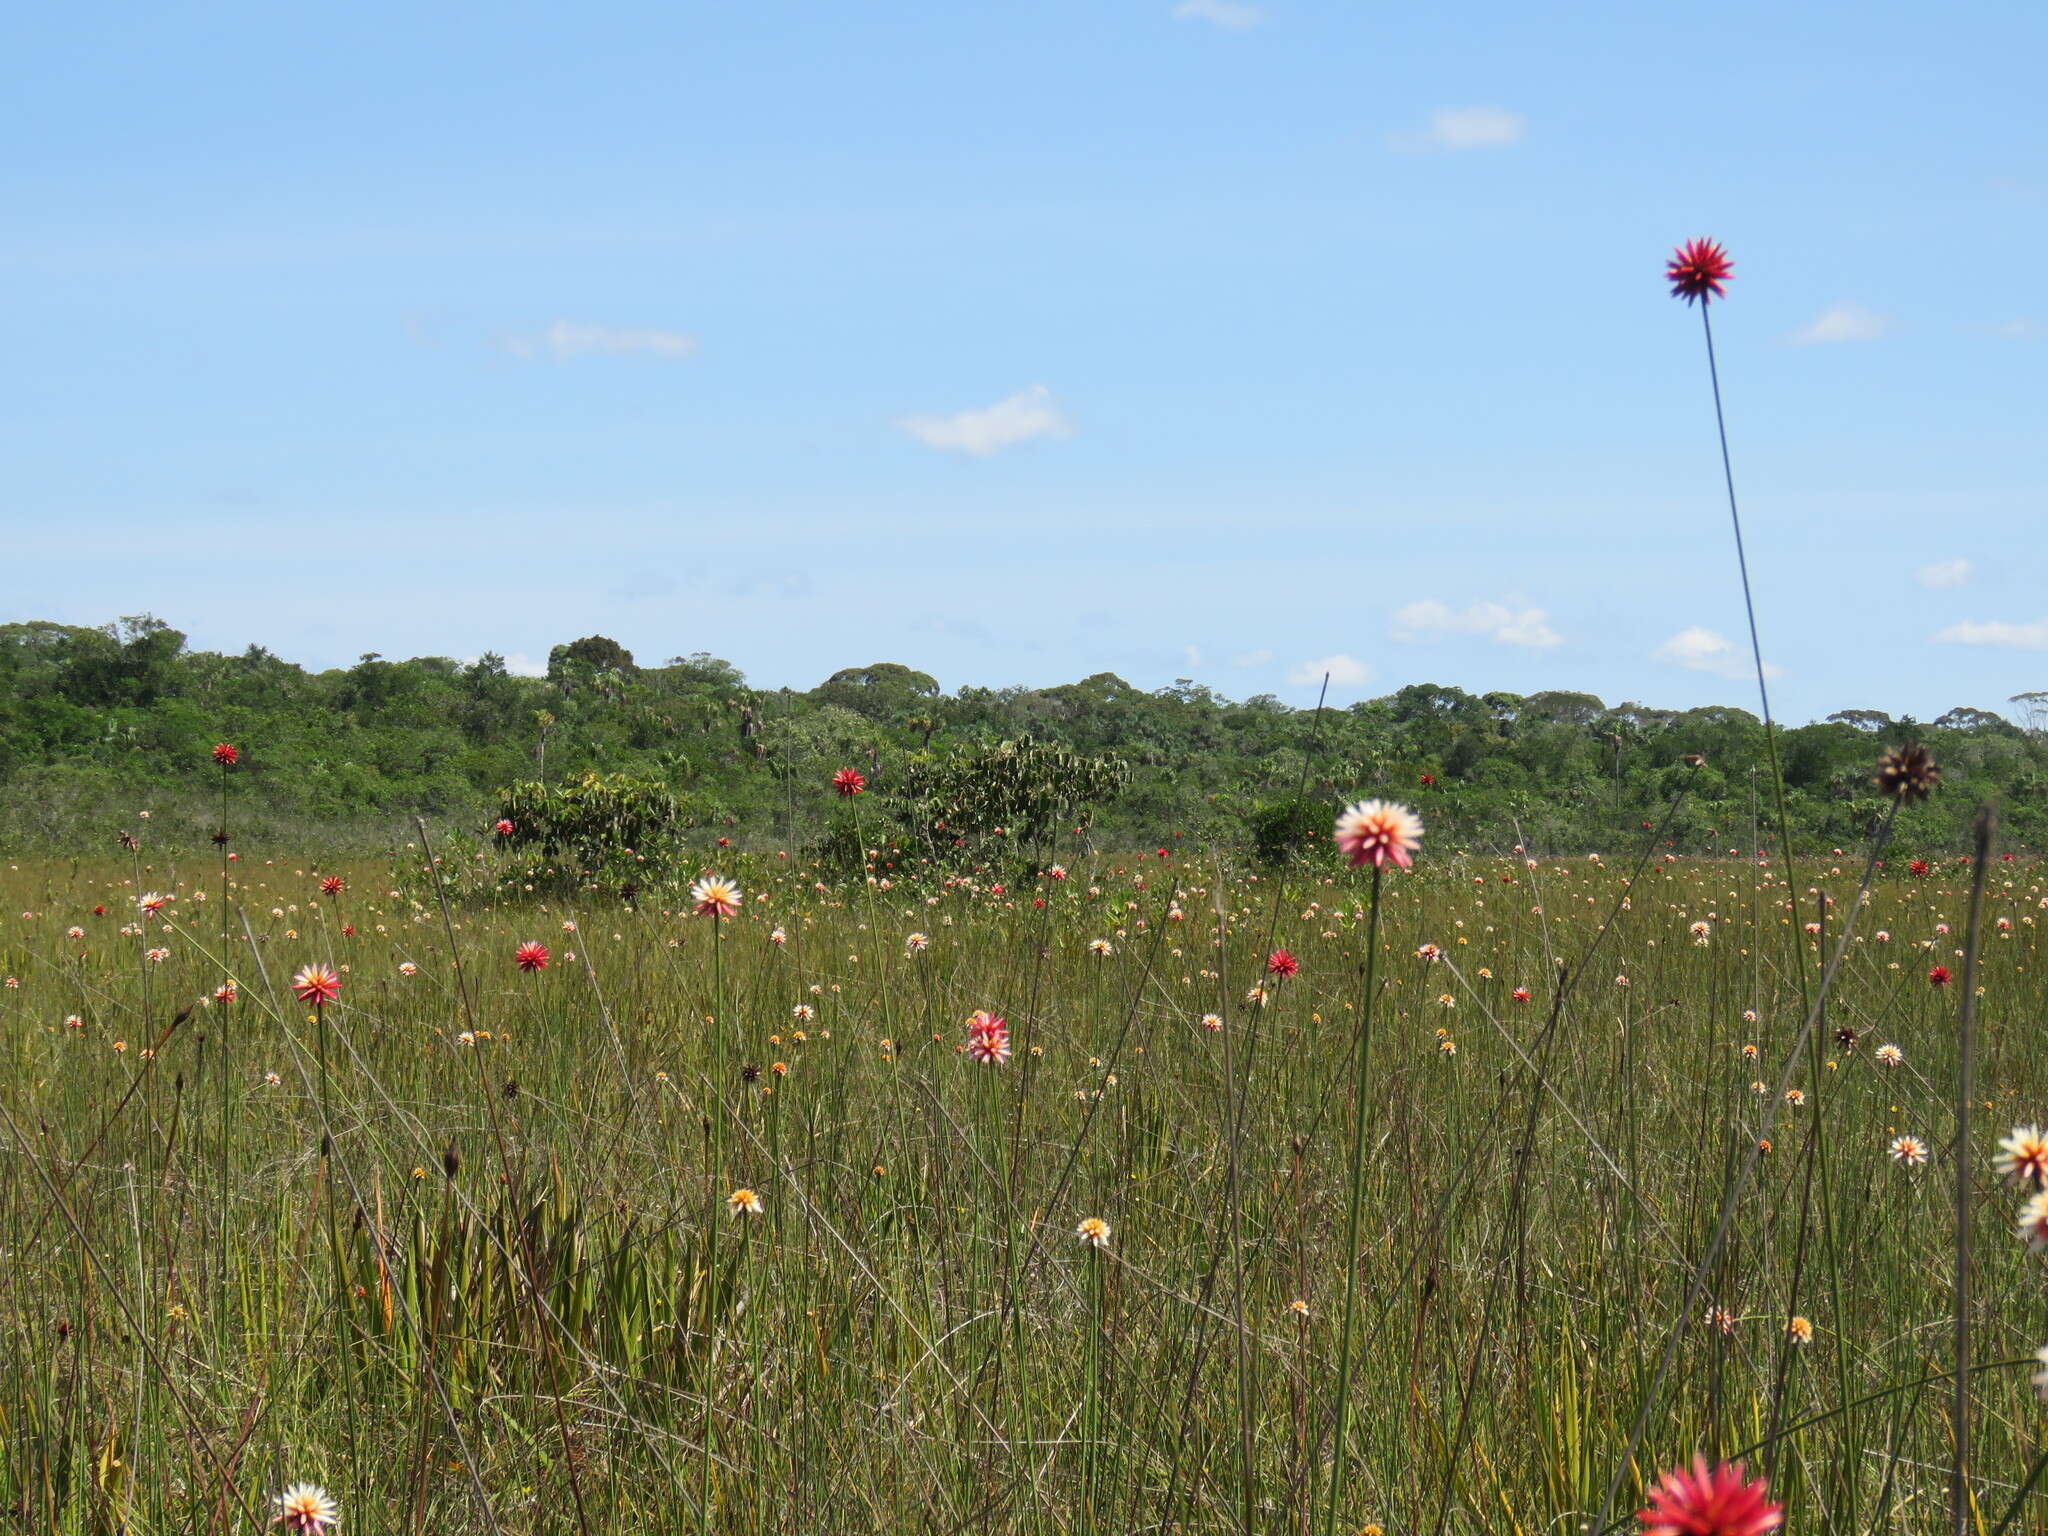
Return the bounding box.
[1335,800,1423,870]
[832,767,867,797]
[1996,1125,2048,1187]
[514,941,550,972]
[691,875,742,919]
[271,1482,339,1534]
[1875,743,1940,803]
[1667,239,1734,306]
[1889,1135,1929,1167]
[1075,1216,1111,1250]
[1637,1457,1782,1536]
[291,964,342,1007]
[212,742,239,766]
[727,1187,763,1217]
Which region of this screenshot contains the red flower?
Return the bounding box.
[93,905,107,917]
[1266,948,1299,977]
[1637,1457,1782,1536]
[1908,859,1931,878]
[1667,238,1734,306]
[291,965,342,1007]
[1156,848,1169,859]
[1928,965,1951,987]
[1511,986,1532,1003]
[319,875,346,897]
[833,767,867,797]
[340,924,356,938]
[211,743,239,767]
[494,818,515,837]
[1419,773,1436,787]
[515,941,550,972]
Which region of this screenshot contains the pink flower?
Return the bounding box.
[1667,239,1734,306]
[1335,800,1423,870]
[1637,1458,1782,1536]
[833,767,867,797]
[1266,948,1299,978]
[515,941,550,972]
[494,818,515,837]
[291,965,342,1007]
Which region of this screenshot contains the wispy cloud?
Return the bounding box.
[1653,626,1782,681]
[1788,304,1891,345]
[1934,618,2048,650]
[1172,0,1263,28]
[1916,558,1972,589]
[502,321,700,361]
[1990,317,2042,340]
[896,385,1074,456]
[1231,648,1274,668]
[1288,654,1371,687]
[1390,106,1526,153]
[1391,599,1562,649]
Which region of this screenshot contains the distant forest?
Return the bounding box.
[3,616,2042,857]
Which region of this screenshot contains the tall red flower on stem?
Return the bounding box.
[212,742,239,767]
[1266,948,1299,978]
[319,875,346,897]
[833,767,867,797]
[1637,1457,1782,1536]
[1929,965,1952,987]
[291,965,342,1007]
[1667,238,1733,305]
[494,818,515,837]
[515,941,550,972]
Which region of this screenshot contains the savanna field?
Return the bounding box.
[2,783,2044,1535]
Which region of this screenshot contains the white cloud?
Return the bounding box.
[503,321,700,361]
[1390,599,1562,649]
[1653,626,1782,681]
[1183,644,1202,670]
[1788,304,1891,345]
[1934,618,2048,650]
[490,652,549,677]
[1916,558,1972,589]
[896,385,1074,456]
[1172,0,1263,26]
[1288,654,1372,687]
[1231,648,1274,668]
[1991,317,2042,340]
[1390,106,1526,153]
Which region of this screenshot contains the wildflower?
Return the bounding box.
[2033,1344,2048,1402]
[906,932,929,952]
[1666,238,1734,305]
[691,875,742,919]
[1835,1026,1859,1052]
[1875,1043,1904,1067]
[1908,860,1931,879]
[792,1003,816,1021]
[1875,743,1940,804]
[1928,965,1951,987]
[1510,986,1531,1004]
[1787,1316,1813,1346]
[1335,800,1423,869]
[1637,1456,1780,1536]
[1200,1013,1223,1032]
[291,965,342,1007]
[1437,1037,1457,1056]
[271,1483,339,1534]
[770,927,787,945]
[66,925,85,940]
[320,876,346,897]
[1708,1306,1736,1336]
[137,891,168,917]
[727,1188,764,1217]
[1088,938,1114,958]
[1995,1126,2048,1187]
[1075,1216,1111,1249]
[1416,942,1443,962]
[1691,921,1711,944]
[966,1027,1012,1065]
[214,983,237,1003]
[1266,948,1299,977]
[514,941,550,972]
[494,818,515,837]
[833,767,867,797]
[145,947,170,963]
[264,1072,281,1086]
[397,961,418,977]
[1289,1298,1310,1318]
[1889,1135,1928,1167]
[212,742,240,766]
[1783,1088,1804,1106]
[2019,1188,2048,1250]
[1243,984,1269,1007]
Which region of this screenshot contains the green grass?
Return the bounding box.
[0,832,2042,1533]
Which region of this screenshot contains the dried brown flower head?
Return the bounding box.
[1875,743,1939,803]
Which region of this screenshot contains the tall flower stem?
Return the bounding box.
[1320,861,1385,1536]
[1952,806,1996,1536]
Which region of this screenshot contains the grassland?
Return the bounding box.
[0,817,2041,1534]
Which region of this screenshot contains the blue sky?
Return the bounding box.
[5,1,2044,721]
